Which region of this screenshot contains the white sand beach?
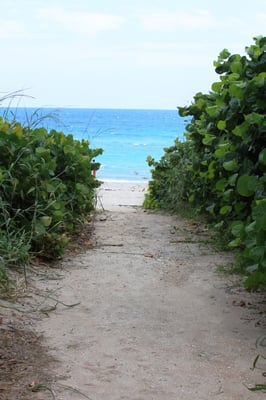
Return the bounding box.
[96,180,148,211]
[2,177,265,400]
[33,178,265,400]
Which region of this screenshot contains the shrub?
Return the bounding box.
[0,116,102,262]
[146,36,266,290]
[144,139,196,212]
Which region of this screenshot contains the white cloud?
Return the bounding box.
[0,20,30,39]
[1,0,264,109]
[253,12,266,26]
[138,9,216,30]
[0,4,125,41]
[36,5,126,35]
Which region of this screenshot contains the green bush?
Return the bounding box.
[144,139,196,212]
[146,36,266,290]
[0,117,102,264]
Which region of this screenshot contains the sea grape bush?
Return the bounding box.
[146,36,266,290]
[144,139,195,210]
[0,117,102,272]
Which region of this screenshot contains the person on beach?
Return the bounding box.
[92,159,96,177]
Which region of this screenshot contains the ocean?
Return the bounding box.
[0,107,187,181]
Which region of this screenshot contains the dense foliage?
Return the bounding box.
[0,116,102,284]
[145,36,266,290]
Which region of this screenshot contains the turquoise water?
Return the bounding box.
[0,108,187,181]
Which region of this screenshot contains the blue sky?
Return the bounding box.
[1,0,265,109]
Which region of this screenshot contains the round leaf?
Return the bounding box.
[211,81,222,92]
[220,205,232,215]
[216,178,227,191]
[237,175,258,197]
[223,159,238,171]
[245,112,264,125]
[230,220,244,237]
[230,61,243,74]
[259,149,266,165]
[217,120,226,130]
[40,216,52,227]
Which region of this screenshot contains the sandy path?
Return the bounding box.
[37,182,266,400]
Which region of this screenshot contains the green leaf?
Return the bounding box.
[218,48,230,60]
[36,147,50,157]
[76,182,90,194]
[220,205,232,215]
[252,200,266,230]
[207,160,216,178]
[13,123,23,137]
[34,221,47,235]
[253,199,266,218]
[211,81,223,92]
[245,221,256,234]
[232,121,249,137]
[217,120,226,130]
[246,264,259,273]
[206,106,219,117]
[214,143,230,158]
[223,159,238,171]
[234,201,246,215]
[228,237,242,248]
[230,61,243,74]
[244,112,264,125]
[39,216,52,227]
[246,43,262,60]
[206,203,215,214]
[188,194,195,203]
[228,72,240,81]
[229,83,245,99]
[63,145,75,155]
[216,178,227,191]
[249,246,265,261]
[259,149,266,165]
[237,175,258,197]
[27,187,36,195]
[231,221,244,237]
[252,74,266,88]
[223,189,233,201]
[202,134,216,145]
[244,272,266,291]
[228,173,238,186]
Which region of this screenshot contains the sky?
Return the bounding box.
[0,0,266,110]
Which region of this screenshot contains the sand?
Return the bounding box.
[5,180,265,400]
[96,180,148,211]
